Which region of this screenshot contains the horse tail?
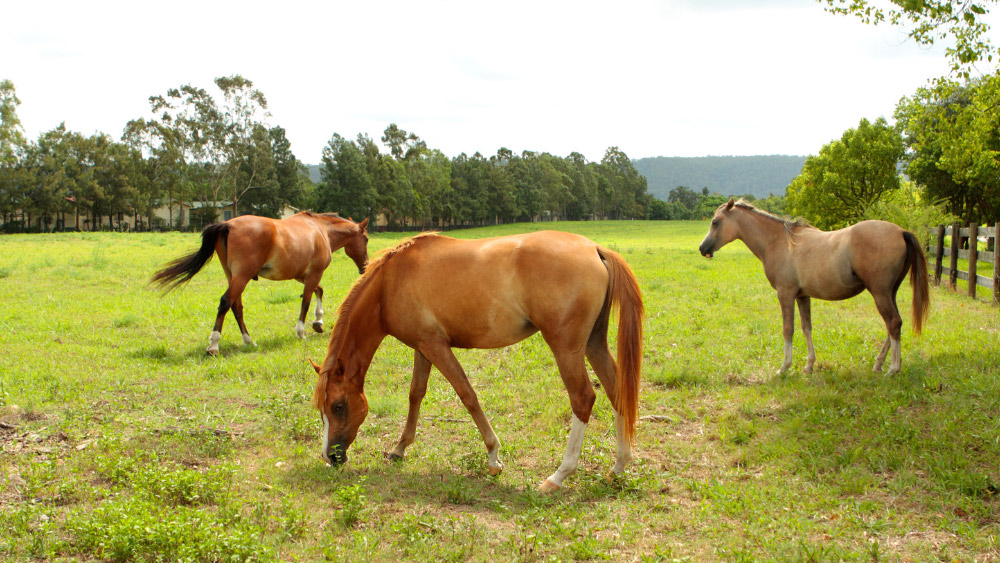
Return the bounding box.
[597,246,644,447]
[151,222,229,292]
[904,230,930,335]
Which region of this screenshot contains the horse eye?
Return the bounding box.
[712,220,719,227]
[333,402,345,414]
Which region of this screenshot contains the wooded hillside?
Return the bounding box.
[633,155,806,199]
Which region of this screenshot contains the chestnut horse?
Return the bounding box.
[152,212,369,355]
[699,199,929,376]
[310,231,644,492]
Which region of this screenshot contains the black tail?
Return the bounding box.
[151,223,229,292]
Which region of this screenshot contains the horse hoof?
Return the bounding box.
[488,464,503,477]
[385,452,404,462]
[312,321,324,333]
[206,347,219,356]
[604,470,619,484]
[538,479,561,493]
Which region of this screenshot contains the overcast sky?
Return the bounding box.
[1,0,978,164]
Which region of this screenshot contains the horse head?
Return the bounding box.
[699,198,738,258]
[343,218,370,275]
[311,358,369,465]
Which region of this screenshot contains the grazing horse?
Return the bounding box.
[310,231,644,492]
[699,199,929,376]
[152,212,369,355]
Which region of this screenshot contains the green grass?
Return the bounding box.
[0,223,998,561]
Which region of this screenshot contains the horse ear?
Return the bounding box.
[725,198,735,210]
[359,217,369,231]
[309,358,322,374]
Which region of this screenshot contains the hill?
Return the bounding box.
[633,155,806,200]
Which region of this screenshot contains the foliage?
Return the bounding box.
[820,0,999,78]
[861,180,957,245]
[786,117,904,229]
[895,74,1000,224]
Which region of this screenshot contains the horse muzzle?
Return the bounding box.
[698,243,714,259]
[325,442,349,466]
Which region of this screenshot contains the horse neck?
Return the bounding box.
[328,271,386,386]
[734,207,788,262]
[316,217,356,249]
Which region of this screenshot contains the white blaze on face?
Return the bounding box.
[321,412,331,463]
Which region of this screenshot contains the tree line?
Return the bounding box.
[0,76,653,233]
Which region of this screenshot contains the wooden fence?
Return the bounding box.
[927,222,1000,304]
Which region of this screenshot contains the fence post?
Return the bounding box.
[994,222,1000,304]
[968,223,978,299]
[950,222,961,290]
[935,224,945,286]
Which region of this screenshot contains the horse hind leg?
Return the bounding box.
[586,333,633,482]
[797,296,816,374]
[208,292,231,355]
[539,345,597,493]
[871,290,903,375]
[387,350,432,461]
[228,276,255,348]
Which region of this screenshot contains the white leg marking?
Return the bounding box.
[314,296,324,323]
[544,415,588,489]
[778,339,793,374]
[321,412,331,464]
[611,412,633,476]
[487,434,503,475]
[207,330,222,354]
[295,320,306,339]
[242,333,256,347]
[888,337,901,375]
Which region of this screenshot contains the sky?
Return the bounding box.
[0,0,982,165]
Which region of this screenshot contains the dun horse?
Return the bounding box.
[310,231,643,492]
[152,212,369,355]
[699,199,929,376]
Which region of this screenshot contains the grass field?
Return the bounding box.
[1,221,998,562]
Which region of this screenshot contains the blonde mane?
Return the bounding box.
[311,232,440,409]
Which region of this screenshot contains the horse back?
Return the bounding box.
[222,215,328,281]
[380,232,608,349]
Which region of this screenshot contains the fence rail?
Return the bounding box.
[927,222,1000,304]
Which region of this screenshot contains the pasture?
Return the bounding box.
[1,221,998,562]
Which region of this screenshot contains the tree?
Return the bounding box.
[786,117,904,229]
[315,134,377,221]
[821,0,998,77]
[1,79,29,227]
[896,75,1000,223]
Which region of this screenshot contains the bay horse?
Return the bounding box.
[699,199,929,376]
[152,212,369,355]
[309,231,644,492]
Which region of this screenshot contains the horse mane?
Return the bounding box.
[730,199,813,237]
[298,210,348,223]
[312,232,440,410]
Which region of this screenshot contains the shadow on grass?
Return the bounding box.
[755,353,1000,511]
[130,332,322,364]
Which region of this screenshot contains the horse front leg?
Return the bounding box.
[295,275,321,339]
[418,341,503,477]
[387,350,432,461]
[311,285,325,333]
[796,296,816,374]
[777,290,797,375]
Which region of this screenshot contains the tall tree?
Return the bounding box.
[786,117,904,229]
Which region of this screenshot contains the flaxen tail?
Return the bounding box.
[151,222,229,292]
[597,247,644,447]
[904,231,930,335]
